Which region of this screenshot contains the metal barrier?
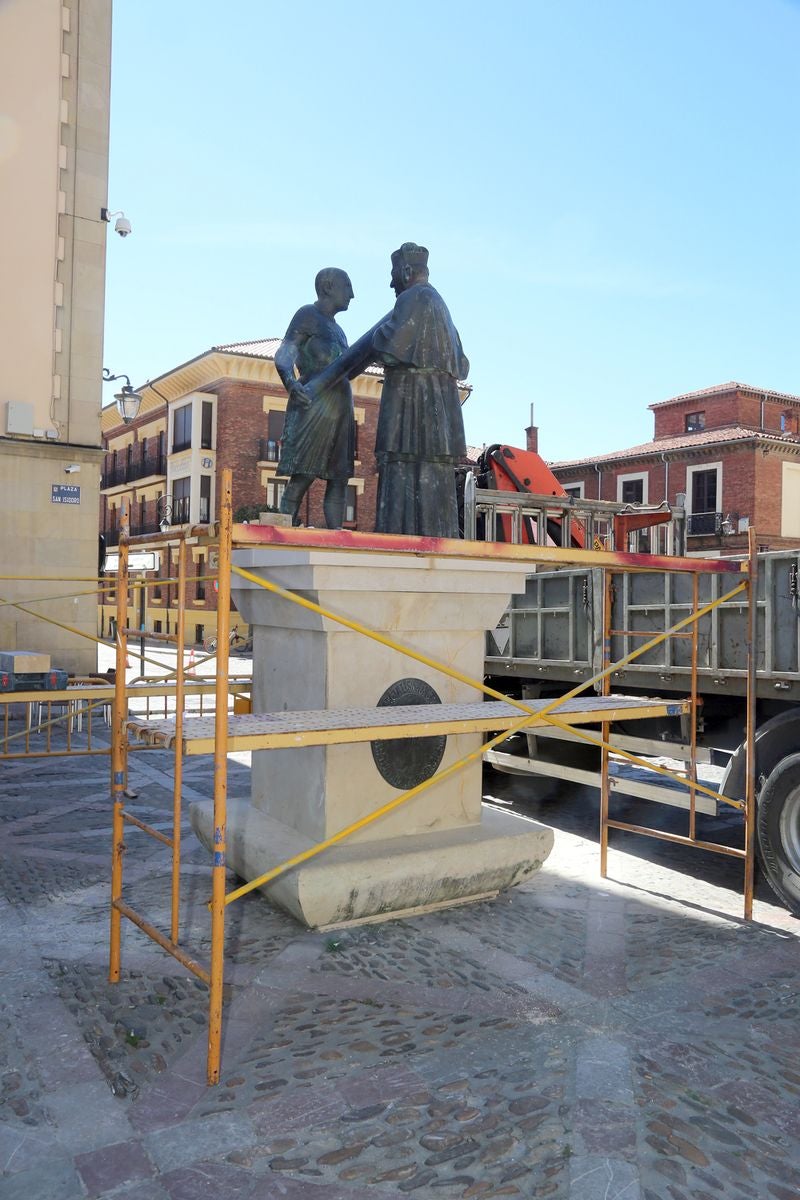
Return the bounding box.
[0,565,250,760]
[0,678,251,760]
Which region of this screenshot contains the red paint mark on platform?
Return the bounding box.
[231,524,745,574]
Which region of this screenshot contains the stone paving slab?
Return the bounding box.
[0,746,799,1199]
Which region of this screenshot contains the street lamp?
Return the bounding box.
[157,496,173,534]
[103,369,142,424]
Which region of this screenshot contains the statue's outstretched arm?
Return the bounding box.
[305,312,392,400]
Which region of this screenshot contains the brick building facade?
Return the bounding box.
[546,382,800,555]
[99,340,385,644]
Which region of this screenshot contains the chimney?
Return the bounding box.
[525,402,538,454]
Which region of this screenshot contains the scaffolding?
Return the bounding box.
[0,563,249,761]
[101,468,758,1085]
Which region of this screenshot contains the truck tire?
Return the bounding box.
[756,752,800,917]
[722,709,800,808]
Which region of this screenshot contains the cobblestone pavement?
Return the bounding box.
[1,740,799,1200]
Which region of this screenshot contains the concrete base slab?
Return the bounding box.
[190,797,554,929]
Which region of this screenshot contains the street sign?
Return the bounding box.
[104,551,158,573]
[51,484,81,505]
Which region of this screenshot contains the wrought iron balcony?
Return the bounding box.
[687,511,722,536]
[101,455,167,489]
[130,520,164,537]
[103,520,166,544]
[172,497,191,525]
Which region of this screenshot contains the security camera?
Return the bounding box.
[101,208,132,237]
[64,464,81,474]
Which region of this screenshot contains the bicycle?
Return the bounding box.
[203,625,245,653]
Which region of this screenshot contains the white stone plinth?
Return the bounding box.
[203,798,553,929]
[190,547,554,926]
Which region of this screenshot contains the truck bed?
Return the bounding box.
[485,550,800,703]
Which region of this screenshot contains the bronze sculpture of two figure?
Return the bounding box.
[275,244,469,538]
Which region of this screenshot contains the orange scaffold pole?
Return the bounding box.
[743,528,758,919]
[109,500,130,982]
[207,472,233,1084]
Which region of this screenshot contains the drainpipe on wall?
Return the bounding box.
[661,452,669,503]
[761,393,766,431]
[594,462,602,499]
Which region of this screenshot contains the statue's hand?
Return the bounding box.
[289,382,312,409]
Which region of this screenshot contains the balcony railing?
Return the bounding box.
[130,520,165,537]
[101,455,167,489]
[687,511,722,536]
[103,521,167,545]
[173,497,191,525]
[258,438,282,463]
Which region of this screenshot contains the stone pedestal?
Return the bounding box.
[190,548,553,927]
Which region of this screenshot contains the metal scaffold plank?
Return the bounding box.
[126,694,691,755]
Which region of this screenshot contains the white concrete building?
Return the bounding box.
[0,0,112,672]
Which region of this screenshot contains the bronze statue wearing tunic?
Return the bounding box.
[274,268,355,528]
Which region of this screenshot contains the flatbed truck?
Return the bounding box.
[483,549,800,915]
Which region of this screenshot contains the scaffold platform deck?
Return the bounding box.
[126,693,690,756]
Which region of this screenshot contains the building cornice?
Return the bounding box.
[101,348,387,437]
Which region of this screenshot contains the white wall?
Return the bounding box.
[0,0,111,672]
[781,462,800,537]
[0,0,62,429]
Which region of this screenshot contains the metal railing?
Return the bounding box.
[0,559,249,761]
[464,476,687,556]
[0,677,249,759]
[101,455,167,489]
[687,511,722,536]
[104,520,164,546]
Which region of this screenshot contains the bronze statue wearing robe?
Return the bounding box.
[372,245,468,538]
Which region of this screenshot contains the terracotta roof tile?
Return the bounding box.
[550,425,800,470]
[213,338,385,377]
[649,381,800,409]
[214,337,282,358]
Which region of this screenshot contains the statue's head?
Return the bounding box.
[390,243,429,295]
[315,267,354,315]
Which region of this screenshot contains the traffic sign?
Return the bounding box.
[105,551,158,573]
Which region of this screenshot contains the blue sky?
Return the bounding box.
[103,0,800,462]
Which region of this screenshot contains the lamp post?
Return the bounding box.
[103,369,142,424]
